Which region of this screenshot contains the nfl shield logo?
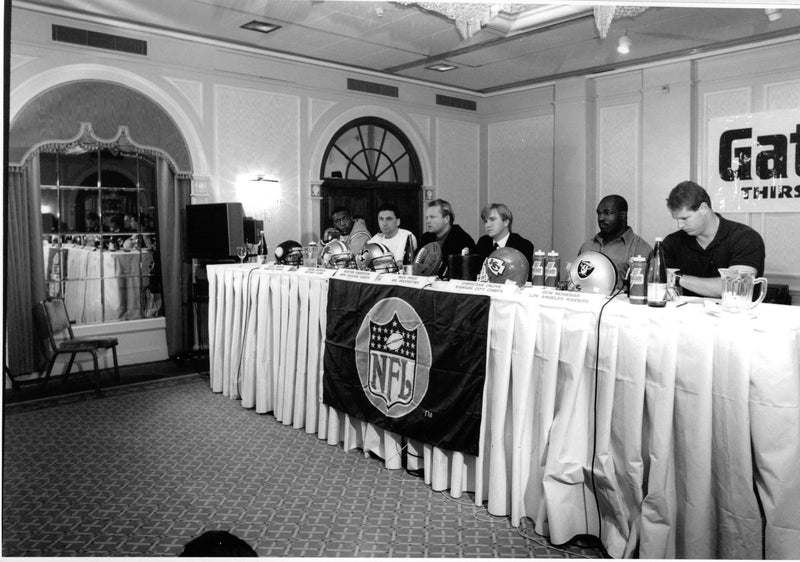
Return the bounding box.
[368,313,418,409]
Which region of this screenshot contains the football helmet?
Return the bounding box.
[484,247,529,288]
[413,241,443,277]
[356,242,398,273]
[274,240,304,266]
[318,239,357,269]
[568,251,618,295]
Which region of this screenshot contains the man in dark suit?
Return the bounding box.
[419,198,477,257]
[476,203,534,278]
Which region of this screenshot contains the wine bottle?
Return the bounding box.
[402,235,415,266]
[647,237,667,307]
[257,230,268,263]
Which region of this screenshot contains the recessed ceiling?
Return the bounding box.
[15,0,800,94]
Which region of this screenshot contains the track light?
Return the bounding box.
[617,34,631,55]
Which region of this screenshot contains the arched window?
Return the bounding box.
[319,118,423,238]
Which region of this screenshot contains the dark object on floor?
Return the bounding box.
[33,297,120,392]
[179,530,257,557]
[405,467,425,479]
[765,283,791,305]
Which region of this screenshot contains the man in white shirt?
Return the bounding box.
[368,203,417,264]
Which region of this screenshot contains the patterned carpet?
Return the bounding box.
[3,374,605,557]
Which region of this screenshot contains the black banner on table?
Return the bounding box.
[323,278,490,456]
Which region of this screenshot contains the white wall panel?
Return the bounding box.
[214,85,301,242]
[598,103,639,223]
[488,115,553,252]
[436,118,481,240]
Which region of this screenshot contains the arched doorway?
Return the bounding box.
[319,117,423,238]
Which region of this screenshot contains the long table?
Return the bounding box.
[206,263,800,559]
[44,243,157,322]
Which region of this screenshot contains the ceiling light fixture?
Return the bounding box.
[426,62,458,72]
[398,2,529,40]
[240,20,281,35]
[617,33,631,55]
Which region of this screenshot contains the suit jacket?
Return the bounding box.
[476,232,534,267]
[419,224,477,258]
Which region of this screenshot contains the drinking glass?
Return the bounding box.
[236,246,247,263]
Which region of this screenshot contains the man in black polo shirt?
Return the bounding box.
[662,180,765,298]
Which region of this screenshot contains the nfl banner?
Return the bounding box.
[706,109,800,213]
[323,278,490,456]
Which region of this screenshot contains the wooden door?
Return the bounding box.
[320,180,421,241]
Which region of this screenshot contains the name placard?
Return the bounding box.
[520,286,611,306]
[379,274,436,289]
[260,264,297,272]
[296,266,337,278]
[446,279,519,295]
[333,269,382,282]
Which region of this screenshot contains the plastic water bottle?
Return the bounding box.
[647,237,667,307]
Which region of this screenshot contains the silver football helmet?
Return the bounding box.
[318,239,357,269]
[357,242,398,273]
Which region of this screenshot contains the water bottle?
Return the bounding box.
[647,237,667,307]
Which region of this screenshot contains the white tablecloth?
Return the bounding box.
[206,263,800,559]
[44,243,156,322]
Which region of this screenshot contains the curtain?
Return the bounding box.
[5,156,46,376]
[157,158,193,357]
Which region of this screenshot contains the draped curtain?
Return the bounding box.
[5,155,46,376]
[4,153,193,379]
[157,159,193,357]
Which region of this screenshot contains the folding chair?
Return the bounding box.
[33,297,120,392]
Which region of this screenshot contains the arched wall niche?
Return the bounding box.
[9,80,192,172]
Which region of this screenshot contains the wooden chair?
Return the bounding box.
[33,297,120,392]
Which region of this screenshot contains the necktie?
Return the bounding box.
[493,242,499,250]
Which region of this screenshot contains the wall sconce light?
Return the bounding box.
[617,34,631,55]
[765,8,782,22]
[236,173,281,219]
[310,180,322,199]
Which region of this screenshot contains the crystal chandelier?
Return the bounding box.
[593,5,648,38]
[400,2,529,40]
[400,3,648,41]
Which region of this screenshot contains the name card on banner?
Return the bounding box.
[296,266,337,278]
[260,264,298,272]
[446,279,518,296]
[378,274,436,289]
[333,269,382,283]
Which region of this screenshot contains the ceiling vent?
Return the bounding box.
[347,78,398,98]
[52,24,147,56]
[436,94,477,111]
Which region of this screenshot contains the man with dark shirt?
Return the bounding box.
[578,194,652,288]
[419,199,476,257]
[475,203,534,279]
[662,180,765,298]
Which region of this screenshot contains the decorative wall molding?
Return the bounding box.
[165,76,204,121]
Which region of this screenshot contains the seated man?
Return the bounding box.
[476,203,534,279]
[578,194,652,287]
[662,180,765,298]
[419,198,476,257]
[330,206,371,255]
[368,203,417,264]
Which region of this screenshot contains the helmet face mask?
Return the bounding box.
[357,243,398,273]
[274,240,304,266]
[318,239,356,269]
[568,251,618,295]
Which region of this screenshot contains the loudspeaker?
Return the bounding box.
[243,217,264,245]
[185,203,245,259]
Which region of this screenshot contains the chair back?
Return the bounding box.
[33,298,75,352]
